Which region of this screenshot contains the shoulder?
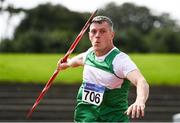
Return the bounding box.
[113,51,130,62]
[82,47,94,63]
[112,51,133,69]
[113,51,138,77]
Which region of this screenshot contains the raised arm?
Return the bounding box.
[57,53,85,70]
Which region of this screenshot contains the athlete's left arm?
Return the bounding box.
[125,69,149,119]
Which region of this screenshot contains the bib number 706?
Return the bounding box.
[82,89,104,106]
[84,90,100,103]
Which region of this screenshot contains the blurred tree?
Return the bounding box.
[98,2,180,53]
[0,0,5,11]
[98,2,156,33]
[11,3,89,53]
[13,30,48,52]
[0,39,14,52]
[117,27,148,52]
[145,28,180,53]
[14,3,87,38]
[0,2,180,53]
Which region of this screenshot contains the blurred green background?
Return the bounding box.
[0,1,180,86]
[0,53,180,86]
[0,1,180,122]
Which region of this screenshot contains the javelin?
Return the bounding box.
[27,9,98,119]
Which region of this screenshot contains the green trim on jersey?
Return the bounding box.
[74,47,130,122]
[85,48,120,75]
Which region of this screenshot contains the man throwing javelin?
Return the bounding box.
[57,16,149,122]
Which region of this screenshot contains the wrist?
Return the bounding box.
[135,97,146,104]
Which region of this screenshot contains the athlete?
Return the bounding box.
[57,16,149,122]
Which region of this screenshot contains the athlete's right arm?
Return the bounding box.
[57,53,85,70]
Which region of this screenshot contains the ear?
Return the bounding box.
[111,31,115,39]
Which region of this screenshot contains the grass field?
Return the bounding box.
[0,53,180,85]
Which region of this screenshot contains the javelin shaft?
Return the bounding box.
[26,69,59,118]
[61,9,98,63]
[27,10,98,119]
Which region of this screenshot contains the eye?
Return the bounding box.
[100,29,106,34]
[90,29,97,35]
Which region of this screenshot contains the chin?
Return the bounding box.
[92,46,99,50]
[93,48,102,53]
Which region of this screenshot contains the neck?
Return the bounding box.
[95,45,114,57]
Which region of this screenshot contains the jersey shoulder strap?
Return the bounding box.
[85,48,123,79]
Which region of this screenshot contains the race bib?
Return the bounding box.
[82,82,105,106]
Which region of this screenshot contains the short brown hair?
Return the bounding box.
[91,16,114,31]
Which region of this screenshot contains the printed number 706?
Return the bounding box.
[84,90,101,104]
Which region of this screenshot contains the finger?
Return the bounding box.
[57,63,61,70]
[140,105,145,117]
[57,59,62,67]
[136,105,141,118]
[131,105,137,118]
[57,63,65,70]
[126,105,133,116]
[57,61,60,67]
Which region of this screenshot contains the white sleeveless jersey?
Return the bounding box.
[82,47,137,89]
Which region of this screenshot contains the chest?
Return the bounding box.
[83,65,123,88]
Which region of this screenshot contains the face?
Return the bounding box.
[89,21,115,54]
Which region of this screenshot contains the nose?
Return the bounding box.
[95,31,101,38]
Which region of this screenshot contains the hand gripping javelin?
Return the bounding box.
[27,10,98,119]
